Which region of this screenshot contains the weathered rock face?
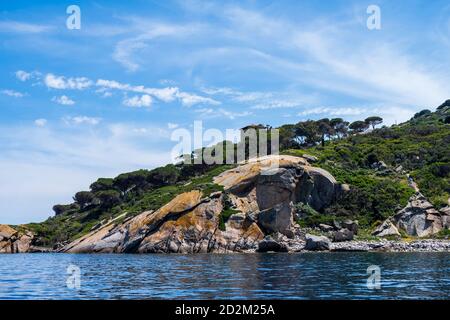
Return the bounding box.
[372,220,401,237]
[63,190,265,253]
[257,202,293,236]
[393,193,448,237]
[0,225,34,253]
[62,155,340,254]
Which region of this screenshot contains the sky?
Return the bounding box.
[1,0,450,224]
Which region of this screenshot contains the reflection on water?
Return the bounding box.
[0,252,449,299]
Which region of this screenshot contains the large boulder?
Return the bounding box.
[342,220,359,235]
[394,193,446,237]
[214,155,339,212]
[0,225,34,253]
[257,236,289,252]
[256,168,298,210]
[257,202,293,235]
[440,206,450,229]
[295,167,338,211]
[304,234,331,251]
[332,229,354,242]
[372,220,401,237]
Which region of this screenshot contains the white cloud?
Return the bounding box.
[123,94,152,108]
[112,21,203,71]
[96,79,129,91]
[0,21,52,33]
[52,95,75,105]
[176,92,220,107]
[45,73,92,90]
[298,107,367,117]
[1,89,25,98]
[195,107,252,120]
[251,100,300,110]
[34,119,47,127]
[63,116,101,126]
[97,78,219,106]
[15,70,32,81]
[167,122,179,129]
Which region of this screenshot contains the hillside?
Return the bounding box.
[12,101,450,249]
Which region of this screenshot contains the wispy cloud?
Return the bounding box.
[195,107,252,120]
[15,70,32,81]
[298,107,367,117]
[0,20,52,33]
[1,89,25,98]
[45,73,93,90]
[96,78,219,106]
[112,20,205,71]
[52,95,75,105]
[63,116,101,126]
[123,94,152,108]
[34,119,47,127]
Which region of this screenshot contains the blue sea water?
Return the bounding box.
[0,252,448,300]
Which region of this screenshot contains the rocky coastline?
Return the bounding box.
[1,155,449,254]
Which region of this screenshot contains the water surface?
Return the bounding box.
[0,252,448,299]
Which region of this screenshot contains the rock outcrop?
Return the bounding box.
[372,220,401,237]
[63,190,265,253]
[393,193,448,237]
[62,155,342,254]
[0,225,34,253]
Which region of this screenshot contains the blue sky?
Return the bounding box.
[1,0,450,224]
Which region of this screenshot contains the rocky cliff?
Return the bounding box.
[0,225,34,253]
[373,192,450,238]
[61,155,342,253]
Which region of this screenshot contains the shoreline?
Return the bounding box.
[15,239,450,254]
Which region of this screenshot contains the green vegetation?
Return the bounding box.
[283,104,449,228]
[26,163,232,247]
[218,193,240,231]
[294,202,335,227]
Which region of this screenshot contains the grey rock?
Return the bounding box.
[332,229,354,242]
[256,168,297,210]
[319,223,334,232]
[394,193,445,237]
[372,220,401,237]
[304,234,330,251]
[257,237,289,252]
[371,161,388,171]
[342,219,359,235]
[302,154,318,163]
[257,202,293,236]
[295,167,338,211]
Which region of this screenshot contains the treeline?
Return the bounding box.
[52,163,214,216]
[279,116,383,149]
[52,115,384,217]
